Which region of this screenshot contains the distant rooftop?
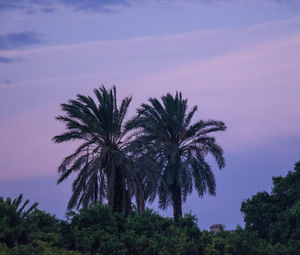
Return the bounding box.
[210,224,235,235]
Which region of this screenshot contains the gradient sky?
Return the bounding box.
[0,0,300,230]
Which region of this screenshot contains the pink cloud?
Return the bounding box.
[1,17,300,179]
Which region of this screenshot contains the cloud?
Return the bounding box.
[0,0,129,14]
[0,17,299,164]
[0,31,43,50]
[61,0,130,12]
[1,0,300,15]
[3,79,12,84]
[0,0,54,13]
[0,56,22,63]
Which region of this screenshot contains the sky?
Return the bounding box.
[0,0,300,230]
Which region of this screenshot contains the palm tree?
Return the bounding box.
[0,194,38,218]
[127,92,226,223]
[53,86,139,215]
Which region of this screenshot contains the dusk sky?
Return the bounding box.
[0,0,300,230]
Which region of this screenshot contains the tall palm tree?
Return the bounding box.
[127,92,226,223]
[53,86,138,215]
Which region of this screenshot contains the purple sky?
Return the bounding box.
[0,0,300,230]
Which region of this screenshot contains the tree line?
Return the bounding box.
[52,86,226,223]
[1,86,298,254]
[0,161,299,254]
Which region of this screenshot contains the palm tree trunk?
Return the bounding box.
[121,177,131,216]
[99,169,104,204]
[113,167,123,213]
[172,157,182,224]
[94,172,98,203]
[172,183,182,224]
[135,174,145,213]
[108,163,116,209]
[122,188,131,216]
[138,189,145,213]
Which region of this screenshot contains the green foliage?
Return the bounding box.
[223,226,273,255]
[121,210,201,255]
[65,205,126,255]
[0,194,38,247]
[61,206,202,255]
[0,195,84,254]
[26,209,63,247]
[0,241,83,255]
[241,160,300,247]
[241,191,280,238]
[1,191,299,255]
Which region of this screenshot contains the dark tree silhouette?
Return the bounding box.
[127,92,226,223]
[53,86,141,215]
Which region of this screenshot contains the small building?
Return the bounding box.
[210,224,235,235]
[210,224,223,234]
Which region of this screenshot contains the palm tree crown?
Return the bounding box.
[0,194,38,218]
[127,92,226,223]
[53,86,136,215]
